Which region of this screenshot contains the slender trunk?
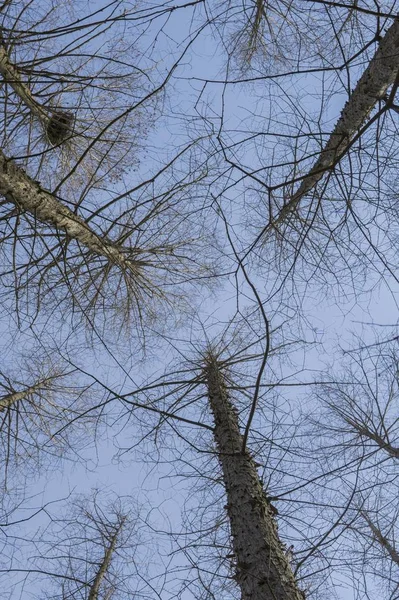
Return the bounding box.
[349,421,399,459]
[205,356,304,600]
[0,40,49,124]
[88,519,125,600]
[279,18,399,221]
[0,150,140,272]
[361,512,399,566]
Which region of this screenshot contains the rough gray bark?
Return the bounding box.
[0,149,141,272]
[205,355,305,600]
[278,17,399,222]
[88,517,125,600]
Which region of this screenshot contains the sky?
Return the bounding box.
[1,2,399,600]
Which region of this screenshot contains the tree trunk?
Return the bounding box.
[88,517,125,600]
[0,149,141,272]
[0,39,49,124]
[0,379,52,412]
[279,17,399,221]
[361,511,399,566]
[205,355,305,600]
[0,35,74,145]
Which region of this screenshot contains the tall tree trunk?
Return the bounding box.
[205,355,304,600]
[278,17,399,222]
[0,150,141,272]
[88,517,125,600]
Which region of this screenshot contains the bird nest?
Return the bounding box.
[46,110,74,145]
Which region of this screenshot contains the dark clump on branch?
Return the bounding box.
[46,110,74,145]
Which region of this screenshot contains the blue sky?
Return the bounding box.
[1,2,399,600]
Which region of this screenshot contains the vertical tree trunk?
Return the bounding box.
[88,517,125,600]
[205,355,304,600]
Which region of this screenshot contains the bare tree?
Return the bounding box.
[0,348,102,486]
[1,491,153,600]
[0,0,218,331]
[205,351,305,600]
[0,4,399,600]
[303,336,399,599]
[276,15,399,226]
[189,4,399,314]
[90,307,330,600]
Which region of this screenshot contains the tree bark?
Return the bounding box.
[361,511,399,566]
[0,149,140,272]
[0,379,52,413]
[88,518,125,600]
[279,17,399,221]
[349,421,399,459]
[0,40,49,124]
[205,355,304,600]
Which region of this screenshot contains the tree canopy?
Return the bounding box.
[0,2,398,600]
